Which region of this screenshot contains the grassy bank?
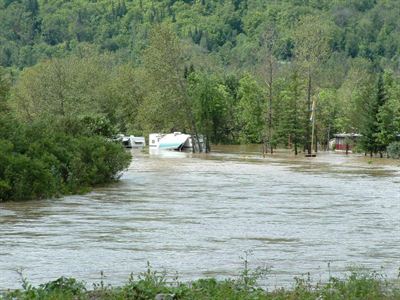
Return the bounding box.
[2,266,400,300]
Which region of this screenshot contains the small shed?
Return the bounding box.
[334,133,361,153]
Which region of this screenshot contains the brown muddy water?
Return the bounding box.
[1,145,399,289]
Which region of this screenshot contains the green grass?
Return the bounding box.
[2,264,400,300]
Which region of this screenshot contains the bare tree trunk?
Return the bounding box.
[54,61,66,117]
[206,135,211,153]
[268,53,273,154]
[314,126,318,153]
[306,69,312,155]
[188,112,202,153]
[293,71,299,156]
[262,141,266,158]
[327,123,331,151]
[262,28,277,156]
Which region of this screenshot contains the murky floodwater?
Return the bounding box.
[1,145,399,289]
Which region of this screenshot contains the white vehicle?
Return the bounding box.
[115,134,146,148]
[149,132,192,151]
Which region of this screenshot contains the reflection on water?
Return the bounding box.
[0,146,399,289]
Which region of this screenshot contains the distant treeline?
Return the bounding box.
[0,0,400,158]
[2,0,400,69]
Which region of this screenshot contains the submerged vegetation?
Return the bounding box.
[0,114,131,202]
[2,266,400,300]
[387,141,400,159]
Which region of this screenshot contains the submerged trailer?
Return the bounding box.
[149,132,206,152]
[115,134,146,149]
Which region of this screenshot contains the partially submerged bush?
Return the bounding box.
[387,141,400,159]
[0,116,131,201]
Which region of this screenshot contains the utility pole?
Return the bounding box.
[307,95,317,157]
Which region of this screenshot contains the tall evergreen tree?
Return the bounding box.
[357,73,384,156]
[237,74,264,144]
[275,68,306,155]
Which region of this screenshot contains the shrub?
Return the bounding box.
[4,154,56,201]
[66,135,131,189]
[387,141,400,159]
[38,277,86,296]
[3,276,87,300]
[0,116,131,202]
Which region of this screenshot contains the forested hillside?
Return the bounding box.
[1,0,400,157]
[2,0,400,68]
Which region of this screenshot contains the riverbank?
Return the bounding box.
[2,268,400,300]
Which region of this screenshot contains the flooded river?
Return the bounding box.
[1,145,399,289]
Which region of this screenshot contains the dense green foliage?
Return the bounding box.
[2,267,400,300]
[1,0,400,156]
[0,115,131,201]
